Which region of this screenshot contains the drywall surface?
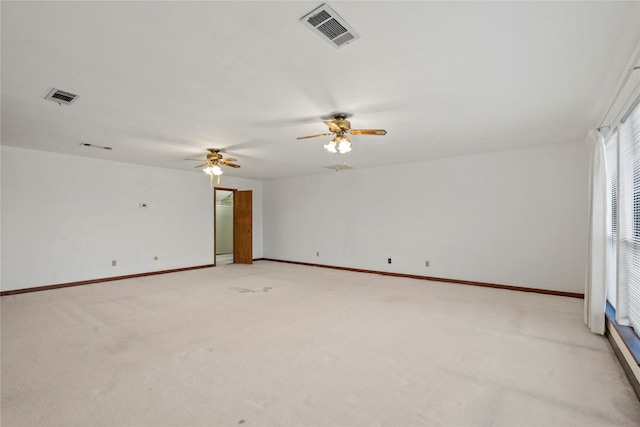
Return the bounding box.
[0,146,262,291]
[264,141,589,293]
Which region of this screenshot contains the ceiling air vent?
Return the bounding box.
[45,88,79,105]
[301,3,359,49]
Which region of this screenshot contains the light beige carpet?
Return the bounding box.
[1,261,639,426]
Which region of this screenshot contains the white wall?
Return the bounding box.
[2,141,584,293]
[263,141,588,293]
[1,146,263,291]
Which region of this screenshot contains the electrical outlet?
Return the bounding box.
[388,258,392,264]
[112,260,116,267]
[425,260,430,267]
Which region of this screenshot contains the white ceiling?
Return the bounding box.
[2,1,639,180]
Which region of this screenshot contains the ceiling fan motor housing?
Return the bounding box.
[335,119,350,131]
[331,114,351,131]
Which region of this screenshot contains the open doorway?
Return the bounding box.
[215,189,234,265]
[214,187,253,266]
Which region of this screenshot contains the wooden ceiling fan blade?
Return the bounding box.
[350,129,387,135]
[222,157,237,162]
[297,133,334,140]
[323,121,341,132]
[194,162,210,168]
[221,162,241,168]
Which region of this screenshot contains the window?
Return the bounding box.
[617,99,640,335]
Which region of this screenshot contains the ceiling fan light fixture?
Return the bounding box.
[337,136,351,154]
[202,165,222,188]
[193,149,240,187]
[203,164,224,186]
[324,140,338,153]
[203,164,223,176]
[297,113,386,155]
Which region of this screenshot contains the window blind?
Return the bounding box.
[605,132,618,309]
[618,99,640,333]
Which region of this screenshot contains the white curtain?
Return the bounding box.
[584,129,607,334]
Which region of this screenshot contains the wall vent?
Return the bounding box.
[45,88,79,105]
[301,4,359,49]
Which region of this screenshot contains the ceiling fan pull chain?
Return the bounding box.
[217,175,221,185]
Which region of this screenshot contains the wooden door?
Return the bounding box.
[233,190,253,264]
